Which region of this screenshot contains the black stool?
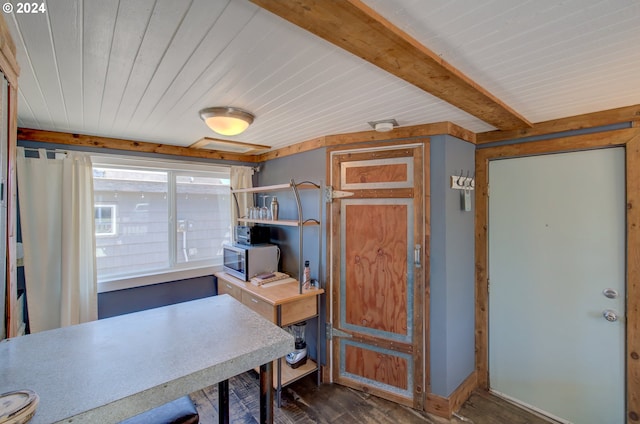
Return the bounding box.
[119,395,199,424]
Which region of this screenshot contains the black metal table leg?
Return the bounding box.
[259,362,274,424]
[218,379,229,424]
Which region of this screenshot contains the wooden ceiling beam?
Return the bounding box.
[0,14,19,86]
[17,128,261,163]
[258,121,474,162]
[477,104,640,144]
[250,0,531,131]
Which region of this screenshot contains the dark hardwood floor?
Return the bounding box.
[190,372,552,423]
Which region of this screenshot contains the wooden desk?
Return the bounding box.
[215,271,324,326]
[215,272,324,406]
[0,295,293,424]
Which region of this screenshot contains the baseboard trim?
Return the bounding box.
[425,371,478,418]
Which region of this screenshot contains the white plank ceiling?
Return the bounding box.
[6,0,640,151]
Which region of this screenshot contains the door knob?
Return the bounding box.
[603,309,619,322]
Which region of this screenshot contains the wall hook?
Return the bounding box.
[450,169,475,191]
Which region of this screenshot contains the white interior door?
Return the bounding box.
[488,148,625,424]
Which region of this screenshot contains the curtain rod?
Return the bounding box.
[20,146,69,154]
[20,147,261,170]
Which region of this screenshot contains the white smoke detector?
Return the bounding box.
[368,119,398,132]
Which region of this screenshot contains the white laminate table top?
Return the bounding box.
[0,295,294,423]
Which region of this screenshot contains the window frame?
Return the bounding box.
[91,154,231,292]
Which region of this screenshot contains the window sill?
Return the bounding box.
[97,265,222,293]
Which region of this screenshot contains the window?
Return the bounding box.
[92,156,231,283]
[95,204,117,236]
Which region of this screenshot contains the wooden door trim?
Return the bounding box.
[0,12,19,339]
[412,143,427,408]
[425,370,477,418]
[475,126,640,422]
[326,140,429,410]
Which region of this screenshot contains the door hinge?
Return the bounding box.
[324,186,354,203]
[325,322,353,340]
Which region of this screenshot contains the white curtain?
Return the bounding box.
[17,148,97,333]
[230,166,254,241]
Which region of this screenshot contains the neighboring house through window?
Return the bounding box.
[92,155,232,287]
[94,204,116,236]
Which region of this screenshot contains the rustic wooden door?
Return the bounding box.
[328,143,426,409]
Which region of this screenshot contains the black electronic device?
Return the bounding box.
[235,225,270,245]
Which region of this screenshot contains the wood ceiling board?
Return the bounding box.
[7,0,495,150]
[11,0,637,152]
[188,13,284,107]
[121,1,233,131]
[156,25,345,147]
[16,90,35,129]
[97,0,156,134]
[236,35,336,110]
[111,0,193,132]
[243,50,492,149]
[137,2,260,134]
[250,0,532,131]
[82,0,119,131]
[472,3,639,77]
[47,0,83,133]
[195,15,488,148]
[12,60,49,129]
[253,62,382,130]
[245,39,428,123]
[363,0,640,126]
[228,34,330,111]
[8,9,67,130]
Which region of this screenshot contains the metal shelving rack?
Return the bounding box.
[232,179,321,294]
[230,178,323,405]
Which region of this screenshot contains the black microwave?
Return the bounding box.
[222,243,279,281]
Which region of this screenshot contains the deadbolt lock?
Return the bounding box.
[603,309,619,322]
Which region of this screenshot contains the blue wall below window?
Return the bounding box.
[98,275,216,318]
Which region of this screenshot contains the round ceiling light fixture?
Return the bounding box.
[199,107,255,136]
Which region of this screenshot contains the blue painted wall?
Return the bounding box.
[255,141,478,395]
[98,276,216,318]
[20,137,479,399]
[430,135,476,396]
[256,148,327,365]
